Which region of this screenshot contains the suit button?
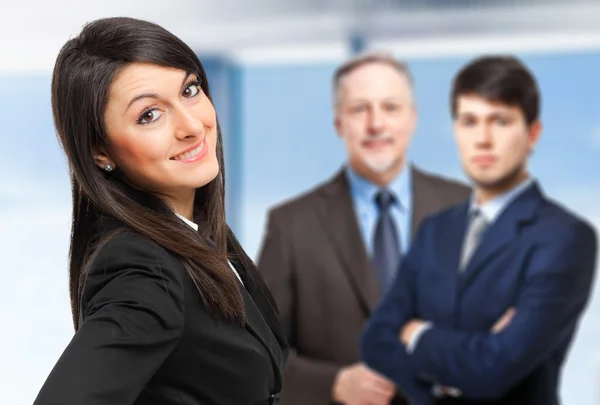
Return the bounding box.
[268,393,280,404]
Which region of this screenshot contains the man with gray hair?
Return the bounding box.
[257,51,470,405]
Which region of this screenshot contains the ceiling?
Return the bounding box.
[1,0,599,72]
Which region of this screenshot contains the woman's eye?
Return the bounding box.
[137,108,162,124]
[183,83,201,98]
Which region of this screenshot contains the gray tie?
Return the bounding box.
[460,210,489,272]
[372,189,401,291]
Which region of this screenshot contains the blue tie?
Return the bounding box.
[372,189,401,292]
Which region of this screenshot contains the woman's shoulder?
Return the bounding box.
[94,230,179,268]
[79,226,188,339]
[83,227,187,302]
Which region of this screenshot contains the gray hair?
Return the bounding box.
[333,51,414,108]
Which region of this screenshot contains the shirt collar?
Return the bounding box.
[345,163,411,210]
[175,213,199,231]
[470,177,535,223]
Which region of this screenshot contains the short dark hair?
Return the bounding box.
[450,55,540,125]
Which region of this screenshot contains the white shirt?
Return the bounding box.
[175,213,244,285]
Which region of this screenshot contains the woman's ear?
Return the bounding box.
[93,146,116,172]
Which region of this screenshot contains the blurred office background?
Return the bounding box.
[1,0,599,403]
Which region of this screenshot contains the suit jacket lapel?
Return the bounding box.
[410,166,432,239]
[441,202,470,275]
[431,202,470,323]
[410,166,463,239]
[230,259,285,391]
[227,233,287,348]
[461,183,542,289]
[318,170,380,312]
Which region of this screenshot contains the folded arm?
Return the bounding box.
[408,221,597,399]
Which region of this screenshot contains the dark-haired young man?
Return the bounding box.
[360,55,597,405]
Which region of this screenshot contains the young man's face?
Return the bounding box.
[453,94,541,197]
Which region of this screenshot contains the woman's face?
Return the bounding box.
[97,62,219,205]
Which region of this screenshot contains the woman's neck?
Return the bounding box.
[166,189,195,221]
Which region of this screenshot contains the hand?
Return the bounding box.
[492,307,516,333]
[399,319,426,346]
[332,363,396,405]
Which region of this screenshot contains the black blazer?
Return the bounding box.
[33,223,288,405]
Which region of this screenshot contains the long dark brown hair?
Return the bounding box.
[52,17,250,329]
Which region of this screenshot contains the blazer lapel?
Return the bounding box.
[317,170,380,312]
[440,202,470,275]
[226,232,287,349]
[231,259,285,391]
[461,183,542,289]
[431,202,470,323]
[410,166,436,240]
[410,166,467,239]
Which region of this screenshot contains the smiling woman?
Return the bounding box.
[33,16,287,405]
[100,64,220,217]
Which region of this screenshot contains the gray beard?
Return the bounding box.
[364,155,398,174]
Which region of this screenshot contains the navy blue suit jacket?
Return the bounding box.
[359,183,597,404]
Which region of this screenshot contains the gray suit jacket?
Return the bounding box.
[257,165,471,405]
